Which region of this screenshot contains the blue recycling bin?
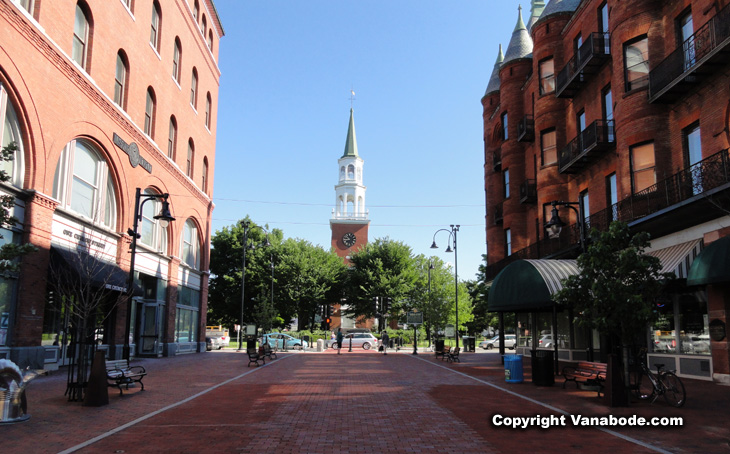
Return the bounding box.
[504,354,524,383]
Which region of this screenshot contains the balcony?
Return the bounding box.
[484,148,730,281]
[649,3,730,103]
[493,149,502,172]
[556,33,611,98]
[519,179,537,204]
[517,115,534,142]
[494,203,503,225]
[558,120,615,174]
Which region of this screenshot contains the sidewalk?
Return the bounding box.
[3,348,729,453]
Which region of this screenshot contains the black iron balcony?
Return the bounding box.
[519,179,537,204]
[558,120,615,174]
[493,149,502,172]
[649,3,730,103]
[556,33,611,98]
[517,115,535,142]
[494,203,503,225]
[484,148,730,281]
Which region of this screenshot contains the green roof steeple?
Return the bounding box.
[342,108,359,158]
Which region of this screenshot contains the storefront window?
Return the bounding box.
[557,311,571,349]
[517,313,532,347]
[678,293,709,355]
[651,300,676,353]
[175,286,200,343]
[536,312,554,349]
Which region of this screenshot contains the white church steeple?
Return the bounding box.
[333,108,368,220]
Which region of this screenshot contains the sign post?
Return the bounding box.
[407,311,423,355]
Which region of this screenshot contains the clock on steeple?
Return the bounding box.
[330,108,369,262]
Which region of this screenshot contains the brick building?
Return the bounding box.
[0,0,223,369]
[482,0,730,383]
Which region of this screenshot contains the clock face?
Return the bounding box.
[342,232,357,247]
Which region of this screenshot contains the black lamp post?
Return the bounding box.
[431,225,460,349]
[124,188,175,361]
[237,220,269,352]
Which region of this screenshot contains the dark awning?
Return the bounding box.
[488,259,579,312]
[687,236,730,286]
[50,246,141,295]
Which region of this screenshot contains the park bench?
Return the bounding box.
[436,346,451,361]
[262,343,277,360]
[247,347,265,367]
[105,359,146,396]
[447,347,461,363]
[562,361,607,397]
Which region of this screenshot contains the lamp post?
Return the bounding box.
[124,188,175,360]
[237,220,269,352]
[431,225,460,349]
[427,261,434,347]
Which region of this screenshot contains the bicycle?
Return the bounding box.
[630,348,686,407]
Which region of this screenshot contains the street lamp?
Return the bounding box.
[431,225,460,350]
[125,188,175,360]
[237,220,269,352]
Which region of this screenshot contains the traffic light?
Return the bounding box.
[324,317,332,330]
[373,296,379,314]
[384,297,392,313]
[328,304,335,317]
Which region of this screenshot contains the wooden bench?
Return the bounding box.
[106,359,146,396]
[262,343,277,360]
[447,347,461,363]
[562,361,607,397]
[247,347,265,367]
[435,346,451,361]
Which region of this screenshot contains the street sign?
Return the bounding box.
[445,324,455,337]
[406,311,423,325]
[235,324,241,332]
[244,324,256,335]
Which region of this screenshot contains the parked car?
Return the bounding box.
[206,336,221,351]
[326,332,378,350]
[479,334,516,350]
[205,326,230,348]
[261,333,308,350]
[653,336,677,353]
[538,334,553,348]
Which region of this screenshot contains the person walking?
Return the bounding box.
[336,328,344,355]
[381,331,389,355]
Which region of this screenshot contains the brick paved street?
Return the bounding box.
[4,348,730,453]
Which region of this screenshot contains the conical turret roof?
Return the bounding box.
[484,44,504,96]
[527,0,546,33]
[503,5,533,64]
[535,0,580,26]
[342,108,358,158]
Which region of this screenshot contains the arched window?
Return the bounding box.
[140,188,168,252]
[167,116,177,159]
[114,51,128,109]
[205,92,211,129]
[144,87,156,138]
[0,82,26,188]
[347,164,355,179]
[201,14,207,36]
[339,166,345,180]
[72,3,91,70]
[181,219,200,269]
[172,38,182,82]
[202,157,208,194]
[150,1,161,51]
[186,139,194,178]
[207,30,214,51]
[190,67,198,109]
[192,0,199,21]
[52,139,117,229]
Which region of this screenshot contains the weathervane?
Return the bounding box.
[350,87,356,108]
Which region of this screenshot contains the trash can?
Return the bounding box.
[435,339,444,354]
[530,350,555,386]
[503,354,524,383]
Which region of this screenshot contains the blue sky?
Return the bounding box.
[211,1,524,281]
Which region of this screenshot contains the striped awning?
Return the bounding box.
[488,259,579,312]
[646,239,703,279]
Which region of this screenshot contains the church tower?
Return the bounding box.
[330,108,369,263]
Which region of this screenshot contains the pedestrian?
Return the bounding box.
[381,331,389,355]
[336,328,344,355]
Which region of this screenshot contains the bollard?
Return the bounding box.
[316,338,324,352]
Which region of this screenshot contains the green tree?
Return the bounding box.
[0,143,36,271]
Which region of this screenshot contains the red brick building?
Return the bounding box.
[0,0,223,369]
[483,0,730,383]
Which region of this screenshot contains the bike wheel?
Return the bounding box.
[661,372,686,407]
[630,370,654,400]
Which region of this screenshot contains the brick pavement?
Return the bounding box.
[3,347,730,453]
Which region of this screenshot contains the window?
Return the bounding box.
[503,168,510,198]
[172,38,182,82]
[679,10,695,69]
[207,30,214,51]
[339,166,345,180]
[0,83,26,188]
[684,122,702,194]
[602,86,614,141]
[52,139,117,229]
[72,3,90,69]
[539,58,555,95]
[501,112,508,141]
[202,157,208,194]
[205,93,211,129]
[630,142,656,193]
[347,164,355,179]
[606,173,618,221]
[541,129,557,166]
[186,139,194,178]
[114,51,128,109]
[624,36,649,91]
[181,219,200,269]
[580,189,590,229]
[577,110,586,151]
[505,229,512,256]
[140,189,168,251]
[190,68,198,108]
[193,0,199,21]
[598,2,610,53]
[167,116,177,159]
[150,1,161,50]
[16,0,34,14]
[144,88,155,138]
[201,15,207,35]
[175,286,200,343]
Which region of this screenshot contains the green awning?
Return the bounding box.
[488,259,579,312]
[687,236,730,286]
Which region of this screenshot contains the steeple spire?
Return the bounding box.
[503,5,534,64]
[484,44,504,96]
[342,108,359,158]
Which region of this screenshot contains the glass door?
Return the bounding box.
[137,303,161,356]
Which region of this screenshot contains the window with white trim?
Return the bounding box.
[150,1,161,51]
[0,83,26,188]
[72,3,90,70]
[114,51,128,109]
[181,219,200,269]
[172,38,181,82]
